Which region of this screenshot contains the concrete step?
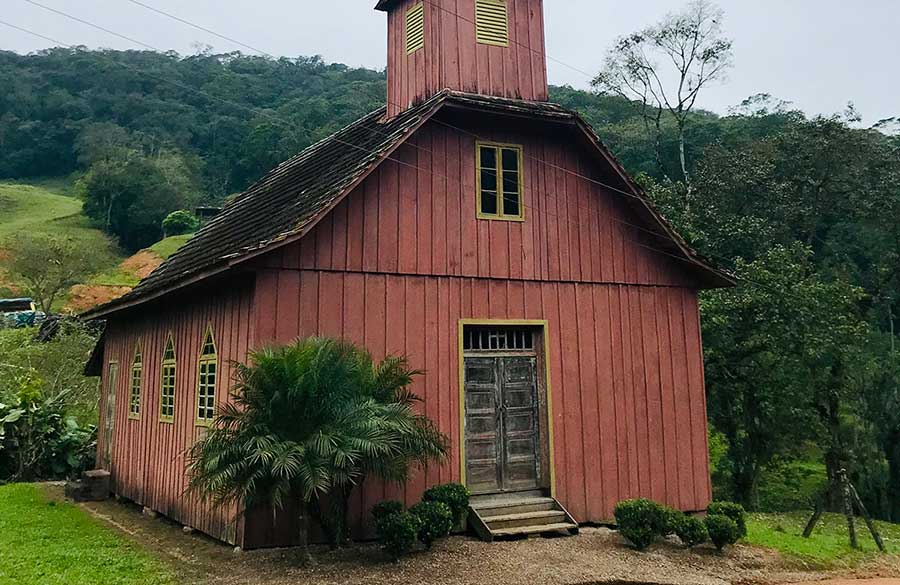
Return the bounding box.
[484,509,568,530]
[490,521,579,537]
[472,497,557,518]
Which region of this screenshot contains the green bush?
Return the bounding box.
[614,498,668,550]
[757,460,828,512]
[377,511,422,561]
[707,501,747,538]
[422,483,470,528]
[672,513,708,548]
[409,501,453,548]
[371,500,404,532]
[0,384,96,482]
[705,514,741,550]
[161,210,199,237]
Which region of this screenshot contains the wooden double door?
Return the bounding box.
[464,354,541,494]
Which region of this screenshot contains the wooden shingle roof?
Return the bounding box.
[83,91,732,319]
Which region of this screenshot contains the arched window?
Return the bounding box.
[129,343,143,420]
[196,327,218,425]
[160,335,176,423]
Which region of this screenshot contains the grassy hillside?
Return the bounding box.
[0,179,124,298]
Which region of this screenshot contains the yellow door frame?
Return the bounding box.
[457,318,556,497]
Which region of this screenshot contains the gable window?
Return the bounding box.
[477,142,524,221]
[160,336,176,423]
[406,3,425,54]
[196,327,218,425]
[475,0,509,47]
[129,344,142,419]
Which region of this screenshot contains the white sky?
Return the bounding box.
[2,0,898,125]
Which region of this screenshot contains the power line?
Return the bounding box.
[3,9,741,285]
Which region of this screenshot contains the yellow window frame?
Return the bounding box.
[406,2,425,54]
[160,335,176,424]
[196,325,218,427]
[476,141,525,222]
[475,0,509,47]
[128,343,142,420]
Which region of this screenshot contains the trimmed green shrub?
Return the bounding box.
[614,498,667,550]
[672,513,708,548]
[162,210,199,237]
[372,500,404,532]
[707,501,747,538]
[409,501,453,548]
[377,511,422,561]
[705,514,740,550]
[422,483,470,528]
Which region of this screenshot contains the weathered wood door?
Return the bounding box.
[103,362,118,469]
[464,355,540,494]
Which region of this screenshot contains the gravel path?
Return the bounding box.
[52,486,896,585]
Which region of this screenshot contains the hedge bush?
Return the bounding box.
[409,501,453,548]
[672,513,708,548]
[705,514,741,550]
[377,510,422,560]
[707,501,747,538]
[162,210,199,237]
[422,483,470,528]
[614,498,668,550]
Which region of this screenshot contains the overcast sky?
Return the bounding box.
[2,0,898,125]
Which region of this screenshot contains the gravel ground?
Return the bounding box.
[46,486,897,585]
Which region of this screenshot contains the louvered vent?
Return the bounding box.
[475,0,509,47]
[406,3,425,54]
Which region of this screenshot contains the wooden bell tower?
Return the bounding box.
[376,0,549,117]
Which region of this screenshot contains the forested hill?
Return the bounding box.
[1,47,741,198]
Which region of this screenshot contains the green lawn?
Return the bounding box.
[746,511,900,568]
[149,233,194,259]
[0,484,176,585]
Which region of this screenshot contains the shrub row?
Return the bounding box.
[372,483,470,560]
[613,498,746,551]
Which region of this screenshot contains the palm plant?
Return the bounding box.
[187,337,448,560]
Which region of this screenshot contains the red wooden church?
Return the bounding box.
[85,0,733,548]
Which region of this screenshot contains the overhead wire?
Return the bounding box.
[6,3,746,286]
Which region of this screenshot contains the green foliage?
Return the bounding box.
[372,500,404,531]
[707,502,747,539]
[705,514,741,550]
[162,210,199,237]
[2,233,114,313]
[671,512,708,548]
[148,234,194,260]
[613,498,668,550]
[79,150,201,251]
[757,460,828,513]
[187,337,449,553]
[377,510,422,561]
[0,484,177,584]
[0,377,96,482]
[422,482,470,527]
[409,501,453,549]
[0,322,101,424]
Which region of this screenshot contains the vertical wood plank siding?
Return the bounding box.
[245,118,713,542]
[253,271,711,537]
[97,278,255,546]
[387,0,549,117]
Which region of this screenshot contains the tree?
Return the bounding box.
[2,234,112,313]
[187,337,448,560]
[701,244,866,508]
[162,210,199,237]
[593,0,733,187]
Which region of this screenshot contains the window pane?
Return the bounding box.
[480,168,497,192]
[481,190,498,215]
[502,148,519,171]
[480,146,496,170]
